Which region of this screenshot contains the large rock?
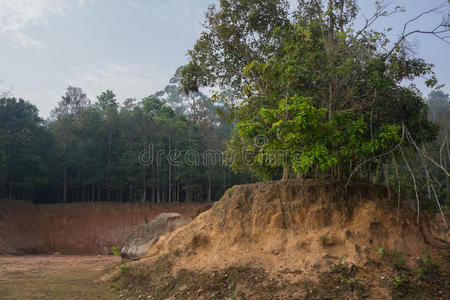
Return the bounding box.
[120,212,188,259]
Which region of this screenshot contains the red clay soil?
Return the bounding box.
[0,199,210,255]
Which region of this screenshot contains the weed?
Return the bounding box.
[413,249,439,279]
[332,258,352,284]
[323,258,367,298]
[112,246,121,256]
[383,250,406,269]
[120,264,129,275]
[422,249,432,266]
[389,275,405,289]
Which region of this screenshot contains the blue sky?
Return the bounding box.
[0,0,448,117]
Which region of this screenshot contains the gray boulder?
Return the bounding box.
[121,213,188,259]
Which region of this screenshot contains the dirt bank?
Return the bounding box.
[147,181,433,271]
[0,200,209,255]
[114,180,449,299]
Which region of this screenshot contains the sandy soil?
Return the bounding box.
[0,255,121,299]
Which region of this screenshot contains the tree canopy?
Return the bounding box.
[182,0,443,182]
[180,0,449,224]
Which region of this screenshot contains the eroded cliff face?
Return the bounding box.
[144,180,444,272]
[0,200,207,255]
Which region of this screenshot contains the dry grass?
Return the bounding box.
[0,255,121,300]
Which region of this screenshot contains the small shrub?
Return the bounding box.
[384,250,406,269]
[120,264,129,275]
[413,266,425,278]
[414,249,439,278]
[422,249,432,266]
[333,259,351,284]
[389,275,406,289]
[112,246,120,256]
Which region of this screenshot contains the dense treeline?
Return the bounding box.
[0,69,255,203]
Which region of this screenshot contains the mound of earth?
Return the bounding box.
[142,180,447,272]
[110,181,449,299]
[121,213,189,259]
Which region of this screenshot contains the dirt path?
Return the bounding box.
[0,255,121,299]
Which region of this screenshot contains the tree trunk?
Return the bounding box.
[186,185,191,203]
[63,167,67,203]
[168,135,172,203]
[208,174,212,202]
[82,181,85,202]
[142,169,146,203]
[282,166,290,180]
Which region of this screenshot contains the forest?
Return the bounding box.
[0,0,448,215]
[0,70,255,204]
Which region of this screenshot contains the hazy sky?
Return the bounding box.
[0,0,448,117]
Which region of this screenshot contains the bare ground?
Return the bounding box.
[0,255,121,299]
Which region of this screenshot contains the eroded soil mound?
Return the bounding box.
[146,181,439,271]
[112,181,449,299]
[0,200,209,255]
[121,213,188,259]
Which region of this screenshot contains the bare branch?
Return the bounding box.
[400,146,420,224]
[404,126,450,177]
[392,155,401,214]
[356,1,403,38]
[429,172,448,230]
[440,127,448,166]
[389,2,450,54]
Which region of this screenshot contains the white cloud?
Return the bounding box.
[0,0,80,49]
[62,61,172,104]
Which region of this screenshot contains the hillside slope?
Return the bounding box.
[147,181,431,270]
[115,180,449,299]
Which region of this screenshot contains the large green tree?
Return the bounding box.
[0,98,52,200]
[182,0,442,183]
